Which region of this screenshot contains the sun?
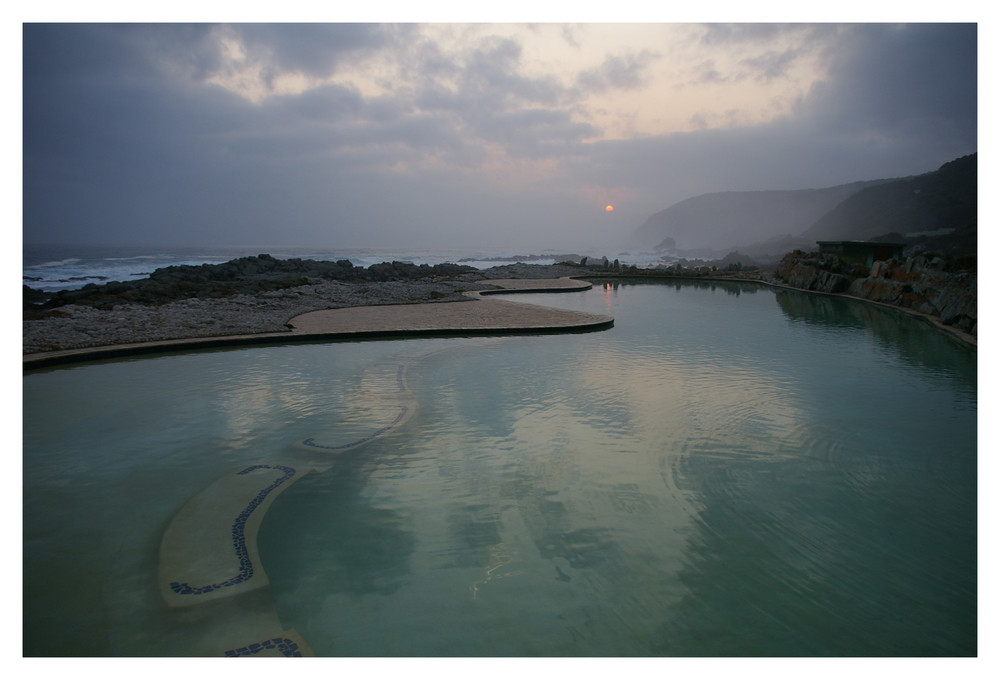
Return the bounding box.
[605,204,614,212]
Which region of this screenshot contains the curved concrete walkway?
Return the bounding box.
[23,278,613,370]
[288,283,607,336]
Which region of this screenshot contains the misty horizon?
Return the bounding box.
[23,23,977,254]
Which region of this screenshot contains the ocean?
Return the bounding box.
[22,244,667,293]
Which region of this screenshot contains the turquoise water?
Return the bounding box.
[22,280,977,656]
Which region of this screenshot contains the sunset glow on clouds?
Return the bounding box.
[23,19,977,250]
[200,24,833,141]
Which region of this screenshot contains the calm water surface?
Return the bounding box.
[23,281,977,656]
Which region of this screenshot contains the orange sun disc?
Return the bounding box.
[605,204,614,212]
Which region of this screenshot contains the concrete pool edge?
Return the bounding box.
[581,272,978,349]
[755,278,978,349]
[23,272,975,371]
[22,277,614,370]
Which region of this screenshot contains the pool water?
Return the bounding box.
[22,280,977,656]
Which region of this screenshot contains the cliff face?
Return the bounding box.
[774,251,976,336]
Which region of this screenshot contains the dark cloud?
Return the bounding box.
[802,24,976,145]
[585,24,976,193]
[689,60,727,85]
[561,25,582,49]
[475,108,594,158]
[576,50,659,93]
[458,36,565,107]
[699,23,791,45]
[23,24,145,80]
[740,47,803,83]
[278,82,366,123]
[412,36,567,120]
[22,23,977,251]
[698,23,831,47]
[692,24,835,85]
[404,34,592,159]
[231,23,395,80]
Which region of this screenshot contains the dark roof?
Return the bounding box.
[816,240,906,247]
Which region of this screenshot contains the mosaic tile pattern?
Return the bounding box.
[169,464,296,596]
[301,363,410,451]
[301,405,409,450]
[223,637,303,657]
[161,361,416,652]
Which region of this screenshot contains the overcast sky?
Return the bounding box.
[22,21,978,251]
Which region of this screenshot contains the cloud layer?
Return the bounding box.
[23,23,977,250]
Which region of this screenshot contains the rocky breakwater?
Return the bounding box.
[773,250,976,336]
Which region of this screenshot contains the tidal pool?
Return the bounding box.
[23,280,977,656]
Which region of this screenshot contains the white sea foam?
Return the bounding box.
[22,244,659,292]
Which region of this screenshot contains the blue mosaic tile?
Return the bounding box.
[302,363,408,451]
[302,406,408,451]
[169,464,296,596]
[224,637,302,657]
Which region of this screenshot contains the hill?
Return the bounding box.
[800,154,976,258]
[633,182,884,252]
[633,154,976,263]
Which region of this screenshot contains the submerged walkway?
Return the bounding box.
[157,358,419,655]
[23,277,613,369]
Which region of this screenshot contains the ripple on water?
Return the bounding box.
[23,283,976,656]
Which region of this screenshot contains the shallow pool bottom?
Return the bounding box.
[23,282,977,656]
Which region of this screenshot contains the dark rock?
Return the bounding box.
[774,251,867,293]
[777,250,976,335]
[25,254,480,313]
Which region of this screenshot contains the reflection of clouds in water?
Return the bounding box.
[207,349,358,449]
[24,283,977,655]
[567,342,808,459]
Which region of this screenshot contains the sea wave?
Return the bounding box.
[22,244,654,292]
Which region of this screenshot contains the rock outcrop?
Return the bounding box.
[773,251,869,293]
[848,257,977,334]
[24,254,483,315]
[773,250,976,335]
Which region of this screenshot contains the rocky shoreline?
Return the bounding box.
[23,253,975,355]
[22,257,584,354]
[768,250,977,337]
